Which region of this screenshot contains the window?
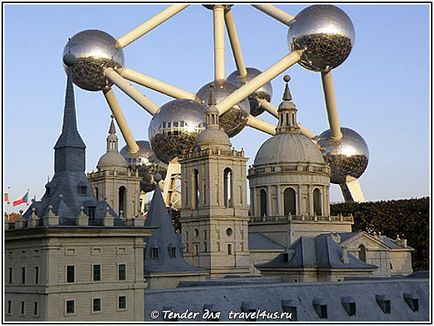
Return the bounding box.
[223,168,233,208]
[358,245,366,262]
[203,230,207,240]
[193,169,200,209]
[7,301,11,315]
[33,302,38,317]
[66,266,75,283]
[92,298,101,313]
[118,264,126,281]
[65,300,75,314]
[204,242,208,252]
[151,247,159,259]
[118,186,126,216]
[226,228,233,236]
[118,296,127,310]
[34,267,39,284]
[88,206,96,220]
[169,246,176,258]
[20,301,25,315]
[194,228,199,238]
[94,187,99,200]
[227,244,233,255]
[8,267,12,284]
[313,188,322,216]
[21,267,26,284]
[93,265,101,282]
[194,244,199,256]
[284,188,297,216]
[79,186,87,195]
[260,189,267,217]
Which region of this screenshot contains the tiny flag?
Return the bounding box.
[12,191,29,207]
[4,191,9,203]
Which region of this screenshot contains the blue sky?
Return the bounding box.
[3,4,430,207]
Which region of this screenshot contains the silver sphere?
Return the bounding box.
[317,127,369,184]
[227,67,273,117]
[288,5,355,72]
[148,99,206,164]
[120,141,167,193]
[196,80,250,137]
[62,29,124,91]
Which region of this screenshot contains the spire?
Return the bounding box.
[276,75,301,135]
[106,115,119,152]
[205,83,220,129]
[54,70,86,150]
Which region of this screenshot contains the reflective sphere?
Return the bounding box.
[120,141,167,193]
[62,30,124,91]
[227,68,273,117]
[196,80,250,137]
[288,5,355,72]
[148,99,206,163]
[317,127,369,184]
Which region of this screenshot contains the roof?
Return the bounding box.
[248,233,285,250]
[257,234,377,270]
[338,231,413,250]
[144,183,203,274]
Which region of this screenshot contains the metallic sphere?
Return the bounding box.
[148,99,206,164]
[62,29,125,91]
[288,5,355,72]
[196,80,250,137]
[227,68,273,117]
[317,127,369,184]
[120,141,167,193]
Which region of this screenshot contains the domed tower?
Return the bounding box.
[179,84,250,278]
[248,76,353,246]
[88,117,141,218]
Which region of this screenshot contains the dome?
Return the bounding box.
[195,128,231,149]
[97,151,128,171]
[254,133,324,166]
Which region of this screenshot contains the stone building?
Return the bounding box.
[179,86,250,277]
[88,118,142,219]
[4,72,151,321]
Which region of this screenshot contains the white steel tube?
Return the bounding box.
[104,68,159,115]
[214,5,226,82]
[116,4,189,49]
[119,67,196,100]
[252,4,295,26]
[103,87,140,154]
[246,116,276,135]
[259,99,279,118]
[216,50,303,115]
[321,71,343,140]
[224,10,247,78]
[298,123,317,139]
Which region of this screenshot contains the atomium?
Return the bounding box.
[62,29,124,91]
[227,67,273,117]
[148,99,206,164]
[196,80,250,137]
[288,5,355,72]
[317,127,369,184]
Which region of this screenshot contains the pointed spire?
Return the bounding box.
[205,83,220,129]
[109,115,116,135]
[208,82,217,106]
[106,115,119,152]
[276,75,300,135]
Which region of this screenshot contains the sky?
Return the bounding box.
[3,3,431,209]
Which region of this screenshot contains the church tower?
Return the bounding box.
[88,117,142,218]
[179,84,250,277]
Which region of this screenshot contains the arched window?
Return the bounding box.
[119,186,126,216]
[224,168,233,208]
[358,244,366,262]
[313,188,322,216]
[260,189,267,217]
[284,188,297,216]
[94,187,99,201]
[193,169,199,209]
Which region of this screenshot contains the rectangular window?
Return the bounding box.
[93,264,101,282]
[21,267,26,284]
[118,296,127,310]
[66,266,75,283]
[20,301,25,315]
[92,298,101,313]
[66,300,75,314]
[7,301,11,315]
[33,302,38,316]
[8,267,12,284]
[227,244,232,255]
[35,267,39,284]
[118,264,126,281]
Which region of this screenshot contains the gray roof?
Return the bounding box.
[248,233,285,250]
[23,72,120,225]
[144,183,203,274]
[257,234,377,270]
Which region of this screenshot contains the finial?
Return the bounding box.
[59,194,63,198]
[282,75,292,101]
[109,117,116,134]
[63,39,77,67]
[208,83,217,106]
